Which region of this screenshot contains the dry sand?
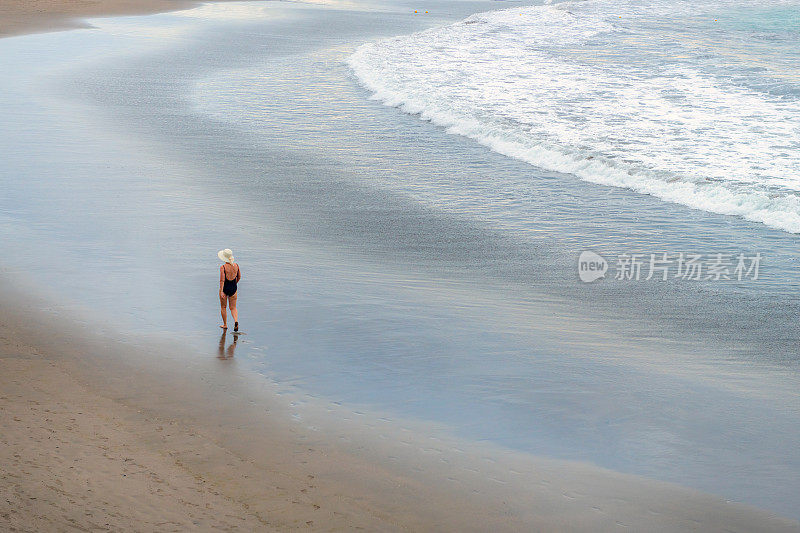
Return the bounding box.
[0,0,206,37]
[0,356,269,531]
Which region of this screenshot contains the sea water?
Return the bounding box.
[350,0,800,233]
[1,0,800,518]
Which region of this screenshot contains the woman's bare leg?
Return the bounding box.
[220,293,228,329]
[229,292,239,327]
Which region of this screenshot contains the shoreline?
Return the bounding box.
[0,284,528,531]
[2,281,799,531]
[2,1,800,530]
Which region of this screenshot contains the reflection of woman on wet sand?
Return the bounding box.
[217,248,241,331]
[218,331,238,360]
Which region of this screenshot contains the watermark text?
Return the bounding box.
[578,251,761,283]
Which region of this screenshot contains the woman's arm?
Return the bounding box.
[219,266,225,294]
[236,264,241,282]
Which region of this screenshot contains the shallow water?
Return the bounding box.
[1,0,800,518]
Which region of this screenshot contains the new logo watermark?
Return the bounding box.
[578,250,608,283]
[578,251,761,283]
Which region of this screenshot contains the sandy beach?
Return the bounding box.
[2,0,800,531]
[3,284,799,532]
[0,0,203,37]
[0,288,518,532]
[0,357,270,531]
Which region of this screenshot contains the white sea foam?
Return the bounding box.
[349,0,800,233]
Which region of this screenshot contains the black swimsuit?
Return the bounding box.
[222,264,239,297]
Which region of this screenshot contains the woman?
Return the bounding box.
[218,248,241,331]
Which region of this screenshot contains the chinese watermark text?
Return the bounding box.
[578,252,761,283]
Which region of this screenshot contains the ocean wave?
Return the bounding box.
[348,0,800,233]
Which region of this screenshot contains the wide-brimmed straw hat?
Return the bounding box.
[217,248,235,264]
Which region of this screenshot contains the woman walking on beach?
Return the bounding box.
[218,248,241,331]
